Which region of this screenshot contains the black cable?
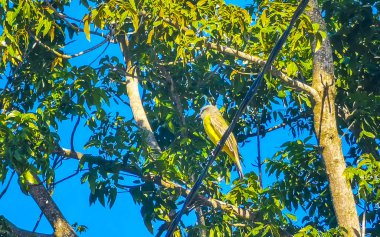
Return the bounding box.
[165,0,310,235]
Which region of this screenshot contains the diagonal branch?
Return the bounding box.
[206,42,320,101]
[0,215,53,237]
[45,2,108,38]
[30,32,109,59]
[156,64,187,132]
[146,11,320,101]
[0,171,15,199]
[58,148,257,221]
[118,36,161,153]
[246,112,309,137]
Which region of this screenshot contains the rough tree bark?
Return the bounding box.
[307,0,360,236]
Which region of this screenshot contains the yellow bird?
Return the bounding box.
[200,105,244,179]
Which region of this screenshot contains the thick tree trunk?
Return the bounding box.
[307,1,360,236]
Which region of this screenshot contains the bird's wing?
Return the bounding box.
[209,114,238,156]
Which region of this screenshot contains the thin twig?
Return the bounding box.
[89,42,110,66]
[45,1,109,38]
[71,116,81,152]
[32,211,44,233]
[0,171,16,199]
[30,32,110,59]
[53,170,80,186]
[247,113,308,137]
[114,183,145,190]
[157,64,187,129]
[339,120,355,140]
[256,113,263,188]
[111,91,131,107]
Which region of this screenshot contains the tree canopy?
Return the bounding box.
[0,0,379,236]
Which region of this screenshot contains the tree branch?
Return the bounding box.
[45,2,108,39]
[30,32,109,59]
[58,148,295,236]
[26,176,77,236]
[58,148,258,221]
[194,207,207,237]
[246,112,309,137]
[0,215,53,237]
[156,64,187,135]
[0,170,15,199]
[118,36,161,153]
[147,11,320,101]
[206,42,320,100]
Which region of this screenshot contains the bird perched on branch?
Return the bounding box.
[199,105,244,179]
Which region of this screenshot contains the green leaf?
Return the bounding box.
[6,110,21,119]
[286,61,298,77]
[42,20,52,37]
[129,0,136,10]
[132,15,139,32]
[312,23,320,33]
[22,170,39,185]
[286,213,297,221]
[185,30,195,37]
[49,26,55,42]
[360,130,375,139]
[197,0,207,6]
[80,0,90,8]
[147,29,154,44]
[278,90,287,98]
[83,15,91,41]
[315,33,323,52]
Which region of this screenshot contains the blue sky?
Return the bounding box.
[0,0,354,236]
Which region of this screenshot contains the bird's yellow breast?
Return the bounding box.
[203,115,221,145]
[203,114,235,159]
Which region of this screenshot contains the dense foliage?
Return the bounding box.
[0,0,378,236]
